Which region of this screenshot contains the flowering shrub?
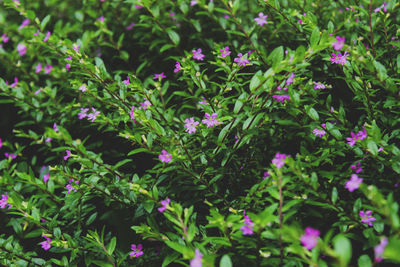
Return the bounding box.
[0,0,400,266]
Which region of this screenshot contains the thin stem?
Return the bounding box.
[368,0,376,57]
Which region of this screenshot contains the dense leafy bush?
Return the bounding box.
[1,0,400,266]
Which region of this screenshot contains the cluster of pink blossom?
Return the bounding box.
[346,128,367,147]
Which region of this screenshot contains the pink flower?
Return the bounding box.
[64,150,71,161]
[313,128,326,137]
[313,82,325,90]
[35,63,42,73]
[240,213,254,235]
[219,46,231,58]
[332,36,345,51]
[122,75,130,85]
[174,61,181,73]
[272,94,290,103]
[10,77,18,88]
[43,31,51,42]
[190,1,198,6]
[192,48,205,61]
[139,99,151,110]
[79,84,87,92]
[300,227,320,250]
[18,19,30,30]
[234,53,250,67]
[360,210,376,226]
[346,132,358,147]
[357,128,367,140]
[97,16,105,22]
[184,117,199,134]
[40,235,51,251]
[0,138,2,148]
[87,108,100,122]
[153,72,166,80]
[73,44,80,53]
[330,51,349,65]
[130,105,135,122]
[158,198,170,213]
[159,150,172,163]
[202,113,220,128]
[43,173,50,183]
[351,162,362,173]
[5,153,17,159]
[190,249,203,267]
[44,64,53,74]
[53,123,59,132]
[254,12,268,26]
[374,237,388,262]
[276,86,288,91]
[34,89,41,95]
[126,22,136,30]
[17,43,27,56]
[0,194,11,209]
[1,33,9,43]
[130,244,143,257]
[263,171,270,179]
[66,179,79,194]
[197,97,208,108]
[345,174,363,192]
[66,63,71,71]
[134,5,143,9]
[286,73,295,85]
[78,108,89,119]
[272,153,287,169]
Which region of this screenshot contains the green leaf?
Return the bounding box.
[40,15,51,30]
[107,237,117,255]
[143,200,154,213]
[86,213,98,226]
[219,254,232,267]
[305,105,319,121]
[357,255,372,267]
[249,70,263,91]
[367,140,378,156]
[310,27,320,49]
[333,234,352,266]
[331,187,338,204]
[167,29,180,45]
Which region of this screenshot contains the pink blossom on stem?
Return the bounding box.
[174,61,181,73]
[43,31,51,42]
[87,108,100,122]
[300,227,320,250]
[1,33,9,43]
[240,212,254,235]
[35,63,42,73]
[286,73,295,85]
[346,132,358,147]
[351,162,362,173]
[313,128,326,137]
[254,12,268,26]
[122,75,130,85]
[64,150,71,161]
[18,19,30,30]
[158,198,170,212]
[192,48,205,61]
[40,235,51,251]
[153,72,166,80]
[202,113,220,128]
[184,117,199,134]
[126,22,136,30]
[159,150,172,163]
[374,237,388,262]
[332,36,345,51]
[44,64,53,74]
[17,43,27,56]
[190,249,203,267]
[330,51,349,66]
[360,210,376,226]
[220,46,231,58]
[130,244,143,257]
[272,153,287,169]
[10,77,18,88]
[78,108,89,119]
[139,99,151,110]
[313,82,325,90]
[234,53,250,67]
[79,84,87,92]
[345,174,363,192]
[272,94,290,103]
[130,105,135,122]
[0,194,11,209]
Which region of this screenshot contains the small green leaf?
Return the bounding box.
[305,105,319,121]
[367,139,378,156]
[333,234,352,265]
[107,237,117,255]
[167,29,180,45]
[220,254,232,267]
[310,27,320,48]
[357,255,372,267]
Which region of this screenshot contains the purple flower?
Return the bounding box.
[276,86,288,91]
[0,138,2,148]
[190,0,198,6]
[5,153,17,159]
[153,72,166,80]
[9,77,18,88]
[360,210,376,226]
[184,117,199,134]
[254,12,268,26]
[272,94,290,103]
[345,174,363,192]
[374,237,388,262]
[73,44,80,53]
[263,171,270,179]
[240,214,254,235]
[313,82,325,90]
[351,162,362,173]
[202,113,220,128]
[44,64,53,74]
[198,97,208,108]
[66,63,71,71]
[87,108,100,122]
[174,61,181,73]
[272,153,287,169]
[17,43,27,56]
[64,150,71,161]
[190,249,203,267]
[129,244,143,258]
[159,150,172,163]
[332,36,345,51]
[300,227,320,250]
[66,179,79,194]
[330,52,349,65]
[139,99,151,110]
[78,108,89,119]
[220,46,231,58]
[286,73,295,85]
[18,19,30,30]
[0,194,11,209]
[126,22,136,30]
[192,48,205,61]
[79,84,87,92]
[97,16,105,22]
[313,128,326,137]
[43,173,50,183]
[1,33,9,43]
[234,53,250,67]
[122,75,130,85]
[35,63,42,73]
[43,31,51,42]
[130,105,135,122]
[53,123,59,132]
[346,132,358,147]
[357,128,367,140]
[40,235,51,251]
[158,198,170,213]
